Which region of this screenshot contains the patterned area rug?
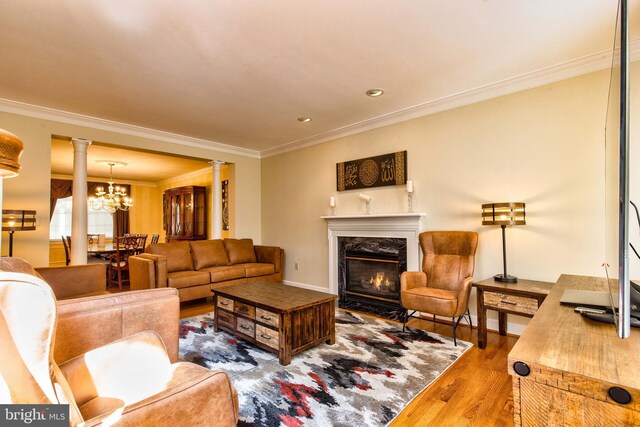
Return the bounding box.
[179,310,471,427]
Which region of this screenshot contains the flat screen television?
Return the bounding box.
[604,0,633,338]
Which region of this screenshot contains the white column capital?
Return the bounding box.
[70,138,92,150]
[209,160,224,169]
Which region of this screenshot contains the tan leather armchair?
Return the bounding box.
[0,271,239,426]
[400,231,478,345]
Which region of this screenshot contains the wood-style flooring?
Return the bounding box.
[179,296,518,427]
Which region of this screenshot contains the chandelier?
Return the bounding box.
[89,161,133,213]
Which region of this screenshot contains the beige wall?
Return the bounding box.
[129,184,163,238]
[0,112,261,267]
[261,68,623,330]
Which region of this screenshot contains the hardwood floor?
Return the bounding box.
[178,297,517,427]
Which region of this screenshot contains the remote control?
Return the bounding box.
[574,306,607,315]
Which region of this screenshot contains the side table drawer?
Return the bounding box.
[235,301,256,319]
[485,291,539,316]
[236,317,255,338]
[217,309,236,330]
[217,296,234,312]
[256,308,279,328]
[256,324,279,349]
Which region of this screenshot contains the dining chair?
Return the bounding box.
[87,233,100,244]
[107,235,139,289]
[151,233,160,245]
[61,235,71,266]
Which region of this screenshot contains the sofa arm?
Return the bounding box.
[130,254,168,291]
[35,264,107,300]
[55,288,180,364]
[255,246,284,274]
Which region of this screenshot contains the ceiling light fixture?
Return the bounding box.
[89,160,133,213]
[297,117,312,123]
[366,88,384,97]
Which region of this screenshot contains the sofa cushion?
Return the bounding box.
[235,263,276,278]
[189,240,230,270]
[146,242,194,273]
[167,271,211,289]
[223,239,257,264]
[200,266,246,283]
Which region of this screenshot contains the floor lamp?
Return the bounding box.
[2,210,36,256]
[482,202,526,283]
[0,129,24,257]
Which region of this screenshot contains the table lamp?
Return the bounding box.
[482,202,526,283]
[0,128,24,256]
[2,210,36,256]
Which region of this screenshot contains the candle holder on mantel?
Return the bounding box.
[329,196,336,216]
[406,180,414,213]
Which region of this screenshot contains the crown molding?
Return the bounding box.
[0,98,261,159]
[50,173,158,187]
[261,41,640,158]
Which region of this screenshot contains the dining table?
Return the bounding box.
[87,243,117,257]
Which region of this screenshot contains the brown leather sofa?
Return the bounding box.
[0,257,239,426]
[130,238,284,302]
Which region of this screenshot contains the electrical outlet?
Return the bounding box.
[294,262,300,270]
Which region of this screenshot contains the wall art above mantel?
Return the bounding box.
[336,150,407,191]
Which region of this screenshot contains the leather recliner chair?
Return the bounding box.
[0,270,239,426]
[400,231,478,345]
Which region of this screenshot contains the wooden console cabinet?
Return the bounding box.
[508,274,640,426]
[163,185,206,242]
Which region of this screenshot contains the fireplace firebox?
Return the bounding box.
[338,237,406,320]
[345,252,400,303]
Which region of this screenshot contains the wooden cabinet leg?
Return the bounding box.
[477,288,487,349]
[499,312,507,335]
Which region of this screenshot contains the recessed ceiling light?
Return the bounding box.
[297,117,312,123]
[366,88,384,97]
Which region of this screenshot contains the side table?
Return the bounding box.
[473,278,554,349]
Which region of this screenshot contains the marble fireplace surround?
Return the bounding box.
[321,213,426,295]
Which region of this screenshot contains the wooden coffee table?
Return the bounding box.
[213,281,338,365]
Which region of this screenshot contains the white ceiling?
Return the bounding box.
[0,1,637,155]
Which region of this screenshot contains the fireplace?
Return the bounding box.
[345,251,400,303]
[338,237,406,319]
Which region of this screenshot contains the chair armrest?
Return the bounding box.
[83,365,238,427]
[35,264,106,300]
[254,246,284,274]
[55,288,180,364]
[130,254,168,290]
[400,271,427,292]
[454,276,474,317]
[59,331,172,406]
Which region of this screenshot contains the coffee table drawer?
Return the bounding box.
[256,308,279,328]
[235,301,255,319]
[256,324,279,349]
[217,296,234,312]
[217,309,236,330]
[236,317,255,338]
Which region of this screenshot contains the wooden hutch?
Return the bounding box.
[163,185,207,242]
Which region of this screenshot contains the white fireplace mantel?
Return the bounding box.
[322,213,426,295]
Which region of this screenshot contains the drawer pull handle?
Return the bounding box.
[260,334,271,340]
[240,324,250,330]
[260,316,272,321]
[501,300,517,305]
[220,301,229,306]
[239,308,249,313]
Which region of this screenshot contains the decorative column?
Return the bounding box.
[70,138,91,265]
[209,160,224,239]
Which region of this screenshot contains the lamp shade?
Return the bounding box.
[0,128,23,178]
[2,210,37,231]
[482,202,526,226]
